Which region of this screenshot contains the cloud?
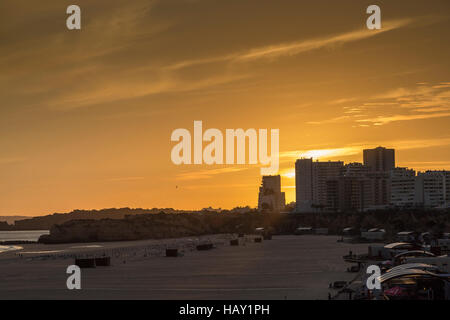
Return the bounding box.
[167,18,414,70]
[329,97,358,105]
[46,72,251,110]
[0,5,425,112]
[386,137,450,150]
[235,19,412,61]
[314,82,450,127]
[183,183,255,190]
[0,157,26,165]
[402,161,450,170]
[176,167,250,181]
[357,112,450,125]
[307,115,352,125]
[356,83,450,125]
[106,177,145,182]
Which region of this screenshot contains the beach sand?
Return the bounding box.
[0,235,368,300]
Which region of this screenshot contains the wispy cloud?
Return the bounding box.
[357,83,450,125]
[387,137,450,150]
[183,183,255,190]
[307,115,351,125]
[47,72,251,110]
[236,19,412,61]
[314,82,450,126]
[167,18,414,70]
[106,177,145,182]
[329,97,359,105]
[402,161,450,170]
[0,157,26,165]
[176,167,250,181]
[357,112,450,126]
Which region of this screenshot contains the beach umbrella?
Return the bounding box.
[384,286,405,296]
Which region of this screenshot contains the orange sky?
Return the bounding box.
[1,0,450,216]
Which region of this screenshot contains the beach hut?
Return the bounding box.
[294,227,313,235]
[342,227,359,236]
[166,248,179,257]
[230,239,239,246]
[196,243,213,251]
[361,228,386,241]
[395,231,416,242]
[263,233,272,240]
[75,258,96,268]
[315,228,329,235]
[95,257,111,266]
[255,227,265,233]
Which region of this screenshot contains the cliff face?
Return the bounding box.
[38,209,450,244]
[0,221,13,231]
[39,213,277,243]
[0,216,28,225]
[8,208,175,231]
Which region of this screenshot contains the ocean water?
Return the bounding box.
[0,230,49,242]
[0,245,24,253]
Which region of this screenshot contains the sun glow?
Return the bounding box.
[281,169,296,179]
[299,147,360,159]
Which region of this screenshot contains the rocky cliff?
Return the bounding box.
[38,209,450,244]
[39,212,272,243]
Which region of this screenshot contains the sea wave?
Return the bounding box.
[0,245,23,254]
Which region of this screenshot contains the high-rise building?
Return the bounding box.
[295,159,314,209]
[258,175,285,212]
[416,171,450,208]
[343,162,370,177]
[326,163,372,212]
[362,147,395,207]
[293,147,450,212]
[295,158,344,212]
[363,146,395,172]
[333,177,372,212]
[313,161,345,207]
[388,169,450,209]
[390,167,416,207]
[366,172,391,207]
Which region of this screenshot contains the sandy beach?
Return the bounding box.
[0,235,368,300]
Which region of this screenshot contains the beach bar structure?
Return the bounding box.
[378,268,450,300]
[405,255,450,273]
